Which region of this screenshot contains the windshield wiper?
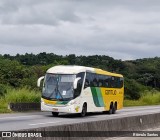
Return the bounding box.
[42,95,55,100]
[47,87,57,99]
[42,95,63,101]
[57,88,64,100]
[47,82,64,100]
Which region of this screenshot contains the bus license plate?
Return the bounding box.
[52,108,58,112]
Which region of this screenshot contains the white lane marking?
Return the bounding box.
[29,121,61,126]
[0,115,40,120]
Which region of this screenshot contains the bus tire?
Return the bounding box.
[52,112,59,117]
[112,103,117,114]
[112,105,116,114]
[80,103,87,117]
[108,103,113,115]
[103,111,108,114]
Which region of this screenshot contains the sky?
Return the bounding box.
[0,0,160,60]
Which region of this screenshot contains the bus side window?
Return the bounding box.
[89,73,94,87]
[92,78,96,87]
[84,79,89,89]
[98,74,103,87]
[111,76,115,88]
[115,77,119,88]
[74,72,85,97]
[104,76,110,88]
[119,77,124,88]
[85,73,99,87]
[84,72,94,88]
[93,75,98,87]
[116,77,120,88]
[99,80,103,87]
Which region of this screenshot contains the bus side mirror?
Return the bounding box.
[73,77,81,89]
[37,76,44,87]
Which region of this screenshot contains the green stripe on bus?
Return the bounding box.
[91,87,101,107]
[56,101,69,105]
[95,88,105,107]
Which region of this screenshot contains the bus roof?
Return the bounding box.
[47,65,123,77]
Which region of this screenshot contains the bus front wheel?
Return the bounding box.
[80,103,87,117]
[52,112,59,117]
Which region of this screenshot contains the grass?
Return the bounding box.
[124,90,160,107]
[0,98,12,113]
[5,88,41,103]
[0,87,41,113]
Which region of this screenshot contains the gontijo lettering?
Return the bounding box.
[105,90,117,95]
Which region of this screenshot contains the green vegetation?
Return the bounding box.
[0,98,11,113]
[0,87,41,113]
[0,53,160,113]
[124,90,160,107]
[5,87,41,103]
[0,84,7,96]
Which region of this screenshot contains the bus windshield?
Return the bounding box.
[42,74,76,101]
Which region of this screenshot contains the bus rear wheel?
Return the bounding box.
[52,112,59,117]
[80,103,87,117]
[108,103,117,114]
[108,103,113,115]
[112,103,117,114]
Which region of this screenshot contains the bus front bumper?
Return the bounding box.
[41,102,79,113]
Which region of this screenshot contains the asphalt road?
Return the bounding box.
[0,105,160,131]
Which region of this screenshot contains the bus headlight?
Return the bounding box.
[41,98,44,103]
[67,100,76,106]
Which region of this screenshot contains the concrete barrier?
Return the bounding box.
[26,113,160,131]
[2,112,160,140]
[9,103,40,112]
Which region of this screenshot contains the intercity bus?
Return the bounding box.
[37,65,124,117]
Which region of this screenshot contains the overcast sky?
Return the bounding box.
[0,0,160,60]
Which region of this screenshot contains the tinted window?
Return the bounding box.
[93,75,98,87]
[84,72,123,88]
[119,77,124,88]
[97,74,104,87]
[104,75,111,88]
[84,72,95,88]
[74,72,85,97]
[84,72,90,88]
